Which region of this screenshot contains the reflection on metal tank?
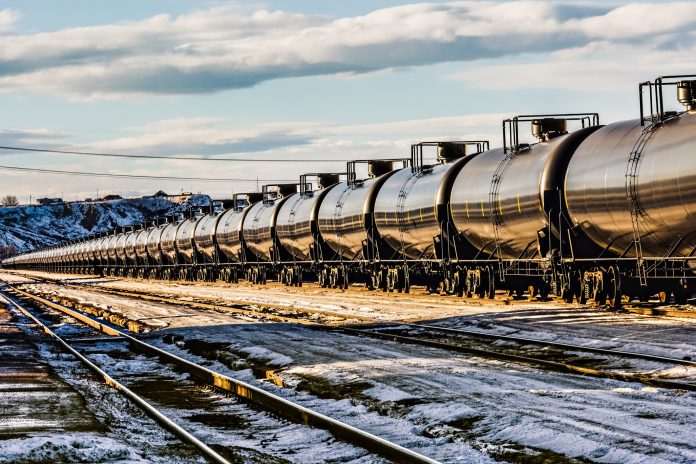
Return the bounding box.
[146,225,166,263]
[276,187,335,261]
[159,222,181,264]
[373,163,451,260]
[98,236,110,262]
[175,217,200,264]
[87,239,99,263]
[106,235,119,262]
[193,213,221,263]
[125,231,138,261]
[216,208,248,262]
[450,127,598,259]
[242,201,282,262]
[317,177,381,260]
[243,186,296,262]
[565,112,696,258]
[116,233,129,263]
[134,229,149,261]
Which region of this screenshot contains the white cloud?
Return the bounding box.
[0,9,20,32]
[1,2,695,98]
[451,34,696,94]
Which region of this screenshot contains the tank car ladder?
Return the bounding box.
[625,123,658,287]
[489,151,516,281]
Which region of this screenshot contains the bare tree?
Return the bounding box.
[1,195,19,207]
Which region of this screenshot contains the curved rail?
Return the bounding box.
[2,283,441,464]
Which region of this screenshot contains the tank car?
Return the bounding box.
[241,184,298,284]
[133,226,150,277]
[145,222,167,277]
[96,235,110,270]
[105,234,120,272]
[372,141,489,292]
[316,160,405,288]
[274,173,342,286]
[174,214,201,280]
[564,76,696,305]
[158,218,182,280]
[115,231,130,273]
[192,210,222,281]
[450,115,600,298]
[215,193,259,283]
[124,230,139,274]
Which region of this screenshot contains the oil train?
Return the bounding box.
[5,75,696,307]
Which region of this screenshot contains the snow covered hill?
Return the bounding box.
[0,195,211,254]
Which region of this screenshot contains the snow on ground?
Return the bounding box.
[0,433,150,463]
[1,300,205,463]
[4,271,696,462]
[10,270,696,361]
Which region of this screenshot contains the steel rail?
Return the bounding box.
[394,322,696,367]
[14,277,696,392]
[335,325,696,391]
[40,275,696,369]
[1,290,232,464]
[2,284,441,464]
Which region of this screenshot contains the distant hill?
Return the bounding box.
[0,194,211,255]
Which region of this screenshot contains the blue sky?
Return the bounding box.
[0,1,694,201]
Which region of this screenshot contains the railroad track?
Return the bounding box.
[1,283,439,464]
[9,273,696,393]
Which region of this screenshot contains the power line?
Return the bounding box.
[0,144,352,162]
[0,164,294,183]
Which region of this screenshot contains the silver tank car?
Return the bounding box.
[193,213,221,263]
[276,176,340,261]
[116,233,129,264]
[134,228,150,262]
[374,147,471,261]
[106,235,119,263]
[565,111,696,258]
[275,193,319,261]
[97,236,110,263]
[146,224,167,264]
[451,122,599,259]
[125,231,138,262]
[175,217,200,264]
[87,239,99,264]
[216,208,248,262]
[243,185,297,262]
[159,222,181,264]
[318,162,398,260]
[68,243,79,265]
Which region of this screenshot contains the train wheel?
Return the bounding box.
[366,271,376,291]
[658,290,672,304]
[674,287,688,305]
[605,267,622,308]
[486,267,496,299]
[578,273,589,305]
[455,271,464,298]
[464,272,474,298]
